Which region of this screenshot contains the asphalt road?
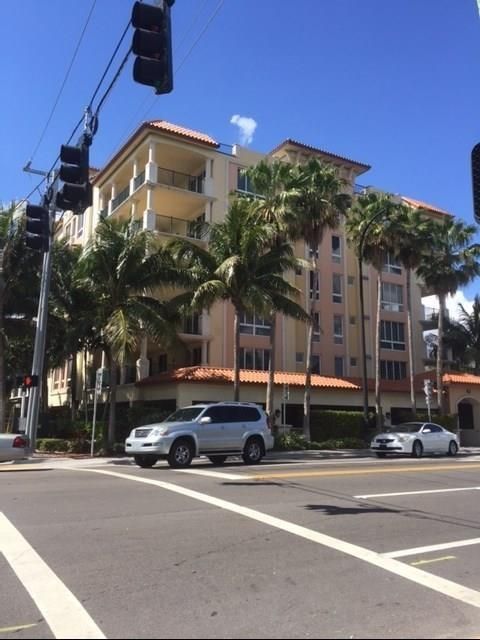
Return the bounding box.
[1,453,480,639]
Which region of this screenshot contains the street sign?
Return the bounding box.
[95,369,103,396]
[283,384,290,401]
[424,379,433,421]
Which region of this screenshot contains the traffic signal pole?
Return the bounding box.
[25,177,58,452]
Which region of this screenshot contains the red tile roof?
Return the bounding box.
[269,138,371,171]
[443,372,480,386]
[137,366,361,390]
[401,196,451,216]
[148,120,219,148]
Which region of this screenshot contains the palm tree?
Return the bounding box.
[392,205,433,418]
[345,192,399,429]
[170,197,308,402]
[78,218,189,449]
[244,159,298,422]
[442,297,480,372]
[417,218,480,414]
[286,159,351,440]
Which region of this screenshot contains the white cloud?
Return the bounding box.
[230,114,257,146]
[422,291,474,322]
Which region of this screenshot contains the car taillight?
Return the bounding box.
[13,436,27,448]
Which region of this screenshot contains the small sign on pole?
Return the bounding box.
[90,368,104,457]
[424,379,433,422]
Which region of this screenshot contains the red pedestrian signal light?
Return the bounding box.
[23,375,39,389]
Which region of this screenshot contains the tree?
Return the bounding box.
[443,296,480,373]
[417,218,480,414]
[287,159,351,440]
[170,197,308,402]
[78,218,187,449]
[392,205,433,417]
[345,192,399,429]
[244,159,299,422]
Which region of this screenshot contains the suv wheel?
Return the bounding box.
[242,437,264,465]
[134,455,158,468]
[168,439,194,468]
[208,455,227,465]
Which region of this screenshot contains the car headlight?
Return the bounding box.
[397,435,410,443]
[152,427,169,437]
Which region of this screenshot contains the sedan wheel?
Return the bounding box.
[242,437,263,465]
[447,441,458,456]
[168,439,194,468]
[411,440,423,458]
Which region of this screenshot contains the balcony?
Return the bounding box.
[134,170,145,191]
[157,167,204,194]
[154,214,209,240]
[111,186,130,212]
[420,306,449,330]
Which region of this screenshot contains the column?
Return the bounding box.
[136,338,150,381]
[108,183,116,216]
[130,157,138,194]
[143,186,156,230]
[145,141,157,183]
[203,158,214,197]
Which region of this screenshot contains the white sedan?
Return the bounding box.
[0,433,29,462]
[370,422,459,458]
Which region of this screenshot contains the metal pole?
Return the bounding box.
[25,178,58,453]
[90,390,98,457]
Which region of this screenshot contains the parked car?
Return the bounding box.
[125,402,274,468]
[0,433,29,462]
[370,422,459,458]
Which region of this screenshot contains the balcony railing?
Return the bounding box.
[182,314,202,335]
[111,186,129,211]
[99,206,108,219]
[157,167,205,194]
[134,170,145,190]
[424,307,449,321]
[155,214,209,240]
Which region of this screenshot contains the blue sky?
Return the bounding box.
[2,0,480,303]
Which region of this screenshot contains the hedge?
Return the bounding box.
[309,410,365,442]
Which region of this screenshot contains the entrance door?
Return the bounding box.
[458,402,474,430]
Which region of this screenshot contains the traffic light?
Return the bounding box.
[56,135,92,213]
[131,0,174,95]
[25,205,49,252]
[472,142,480,223]
[22,375,39,389]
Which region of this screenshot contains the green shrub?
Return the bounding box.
[274,431,308,450]
[415,413,456,432]
[112,442,125,454]
[37,438,69,452]
[308,437,367,450]
[309,410,364,442]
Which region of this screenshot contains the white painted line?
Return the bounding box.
[0,513,105,639]
[355,486,480,499]
[79,468,480,611]
[176,468,246,480]
[384,537,480,559]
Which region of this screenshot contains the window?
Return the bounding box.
[349,316,356,325]
[381,282,404,312]
[347,275,355,285]
[239,348,270,371]
[183,313,201,334]
[383,251,402,275]
[295,264,302,276]
[334,356,344,377]
[331,235,341,263]
[332,273,343,303]
[313,312,320,342]
[203,406,230,423]
[191,347,202,365]
[350,357,357,367]
[76,213,84,237]
[380,321,406,351]
[309,245,319,259]
[311,355,320,374]
[380,360,407,380]
[158,353,168,373]
[237,168,257,195]
[296,352,304,364]
[240,312,271,336]
[333,315,343,344]
[187,212,206,239]
[206,406,261,423]
[309,271,320,300]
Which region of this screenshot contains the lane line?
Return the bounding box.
[355,486,480,499]
[0,623,38,634]
[77,468,480,611]
[176,468,245,480]
[251,462,480,481]
[384,537,480,559]
[411,556,456,566]
[0,513,105,639]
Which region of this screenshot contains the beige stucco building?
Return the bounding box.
[48,119,480,445]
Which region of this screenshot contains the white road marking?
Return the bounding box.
[411,556,456,566]
[385,537,480,559]
[0,513,105,639]
[78,468,480,611]
[176,468,245,480]
[355,486,480,499]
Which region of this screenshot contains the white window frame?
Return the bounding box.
[380,320,406,351]
[331,235,342,263]
[240,312,271,336]
[309,271,320,300]
[381,282,404,312]
[334,356,344,377]
[383,251,402,275]
[380,360,407,380]
[332,273,343,303]
[333,315,344,344]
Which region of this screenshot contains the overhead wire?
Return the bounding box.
[27,0,97,165]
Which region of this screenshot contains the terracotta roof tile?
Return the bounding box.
[443,372,480,386]
[148,120,219,148]
[137,366,360,390]
[269,138,371,171]
[401,196,451,216]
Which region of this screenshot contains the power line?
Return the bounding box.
[28,0,97,164]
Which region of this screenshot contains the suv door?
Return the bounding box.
[198,406,228,451]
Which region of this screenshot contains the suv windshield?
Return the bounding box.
[393,423,422,433]
[165,407,205,422]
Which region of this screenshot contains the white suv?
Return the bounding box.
[125,402,274,468]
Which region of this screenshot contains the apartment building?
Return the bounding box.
[50,119,453,424]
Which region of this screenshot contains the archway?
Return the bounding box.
[457,397,480,446]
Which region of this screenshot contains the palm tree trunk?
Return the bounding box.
[303,259,317,441]
[406,268,417,418]
[108,357,117,450]
[70,353,78,422]
[437,294,446,415]
[233,309,240,401]
[375,271,383,429]
[266,313,276,422]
